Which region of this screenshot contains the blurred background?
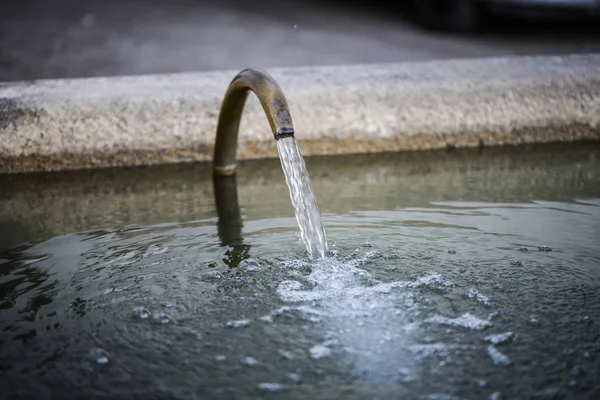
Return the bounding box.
[1,0,600,82]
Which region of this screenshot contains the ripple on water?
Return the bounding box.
[132,306,150,319]
[153,312,171,324]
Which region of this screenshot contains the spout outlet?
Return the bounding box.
[213,69,295,176]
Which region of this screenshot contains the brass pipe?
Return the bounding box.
[213,69,294,176]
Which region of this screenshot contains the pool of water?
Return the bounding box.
[1,143,599,400]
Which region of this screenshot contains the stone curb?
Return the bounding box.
[1,54,600,174]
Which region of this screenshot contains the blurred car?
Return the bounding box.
[413,0,600,32]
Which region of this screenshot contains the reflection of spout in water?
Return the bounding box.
[213,69,328,258]
[213,175,251,268]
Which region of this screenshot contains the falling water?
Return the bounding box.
[277,137,328,258]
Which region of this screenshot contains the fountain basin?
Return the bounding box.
[1,143,599,399]
[2,54,600,174]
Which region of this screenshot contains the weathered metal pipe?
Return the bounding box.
[213,69,294,176]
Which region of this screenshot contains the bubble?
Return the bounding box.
[89,348,110,365]
[287,373,301,383]
[356,270,370,279]
[132,306,149,319]
[153,312,171,324]
[490,393,503,400]
[215,355,226,362]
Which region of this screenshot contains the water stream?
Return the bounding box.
[277,137,328,258]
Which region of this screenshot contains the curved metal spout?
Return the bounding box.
[213,69,294,176]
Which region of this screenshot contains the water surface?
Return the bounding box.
[1,143,599,399]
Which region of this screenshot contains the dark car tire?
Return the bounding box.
[413,0,479,32]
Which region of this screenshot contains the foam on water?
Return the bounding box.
[424,313,492,331]
[273,252,462,380]
[309,344,333,359]
[259,248,521,385]
[408,344,476,358]
[487,345,511,366]
[468,289,491,306]
[226,319,251,328]
[213,246,519,389]
[277,137,328,258]
[484,332,515,345]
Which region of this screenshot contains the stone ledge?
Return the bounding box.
[1,54,600,173]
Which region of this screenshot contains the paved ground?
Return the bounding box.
[1,0,600,81]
